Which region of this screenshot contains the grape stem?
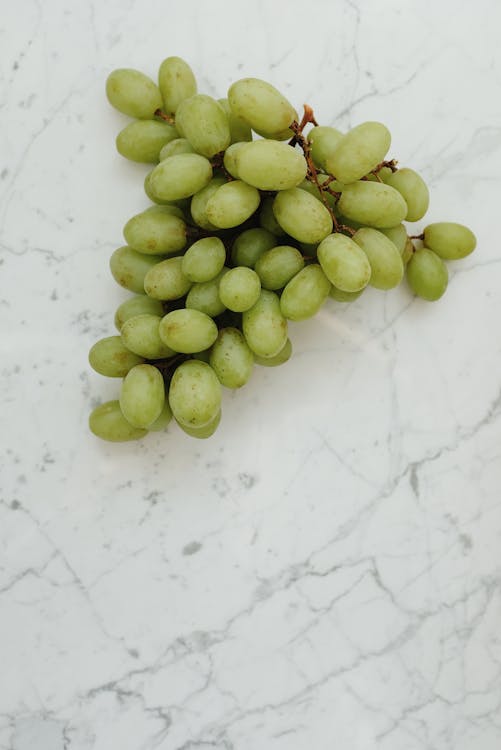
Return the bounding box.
[155,108,176,125]
[409,233,424,240]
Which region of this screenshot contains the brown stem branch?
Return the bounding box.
[154,108,176,125]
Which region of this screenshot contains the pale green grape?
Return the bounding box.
[227,78,297,139]
[148,401,173,431]
[218,267,261,312]
[143,257,192,300]
[280,264,331,320]
[235,140,307,190]
[159,309,218,353]
[182,237,226,282]
[254,245,304,290]
[406,247,448,301]
[205,180,260,229]
[353,228,404,289]
[326,121,391,183]
[169,360,221,427]
[307,126,343,171]
[209,328,254,388]
[218,98,252,143]
[116,120,179,163]
[242,289,288,357]
[158,56,197,114]
[89,400,148,442]
[385,168,429,221]
[317,234,371,292]
[329,286,363,302]
[380,224,408,254]
[120,364,165,428]
[148,153,213,201]
[121,314,176,359]
[110,246,164,294]
[273,188,333,243]
[106,68,162,119]
[259,197,286,236]
[337,181,407,228]
[123,208,187,255]
[185,269,229,317]
[114,295,165,331]
[223,142,247,178]
[423,222,476,260]
[146,204,186,220]
[402,238,414,265]
[159,138,195,160]
[231,228,277,267]
[190,176,227,230]
[175,94,231,157]
[88,336,144,377]
[254,338,292,367]
[177,409,221,438]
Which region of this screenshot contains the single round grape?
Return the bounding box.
[190,176,227,230]
[353,228,404,290]
[423,222,476,260]
[185,269,229,317]
[329,286,364,302]
[123,209,187,255]
[121,314,176,359]
[116,121,179,163]
[402,238,414,265]
[380,224,408,255]
[317,233,371,292]
[254,245,305,290]
[106,68,162,119]
[205,180,260,229]
[209,328,254,388]
[235,140,307,191]
[273,188,333,243]
[177,409,221,438]
[242,290,288,358]
[227,78,297,139]
[218,267,261,312]
[120,364,165,429]
[89,401,148,442]
[223,142,247,178]
[217,98,252,143]
[89,336,144,377]
[114,295,165,331]
[110,246,165,294]
[158,56,197,114]
[231,228,277,268]
[148,153,213,201]
[307,126,343,171]
[280,264,331,320]
[148,401,173,432]
[253,338,292,367]
[159,309,218,353]
[169,360,221,428]
[175,94,231,157]
[259,197,286,236]
[182,237,226,282]
[337,181,407,228]
[406,248,448,301]
[159,138,195,160]
[385,168,430,222]
[143,257,192,300]
[326,121,391,184]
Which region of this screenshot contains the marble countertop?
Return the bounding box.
[2,1,501,748]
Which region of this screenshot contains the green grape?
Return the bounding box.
[231,227,277,268]
[307,126,343,171]
[218,98,253,143]
[121,314,176,359]
[110,246,165,294]
[120,364,165,429]
[228,78,297,139]
[402,238,414,264]
[423,222,476,260]
[89,336,144,377]
[280,264,331,320]
[209,328,254,388]
[329,286,363,302]
[205,180,260,229]
[89,401,148,442]
[218,266,261,312]
[235,140,307,191]
[116,120,179,163]
[175,94,231,157]
[106,68,163,119]
[148,400,173,431]
[158,56,197,114]
[254,338,292,367]
[242,289,288,357]
[385,168,429,222]
[159,309,218,353]
[353,228,404,289]
[148,153,213,201]
[190,176,227,230]
[177,409,221,438]
[159,138,195,160]
[259,197,286,236]
[325,121,391,184]
[337,181,407,228]
[298,176,342,208]
[169,360,222,427]
[254,245,304,290]
[317,233,371,292]
[143,257,192,300]
[123,208,187,255]
[406,247,448,301]
[380,224,408,254]
[146,204,186,220]
[223,142,247,178]
[273,188,333,243]
[185,269,229,317]
[114,295,165,331]
[182,237,226,282]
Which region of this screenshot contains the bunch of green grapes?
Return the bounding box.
[89,57,477,442]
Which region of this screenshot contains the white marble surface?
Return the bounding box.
[1,1,501,748]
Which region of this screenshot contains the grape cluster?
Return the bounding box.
[89,57,477,442]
